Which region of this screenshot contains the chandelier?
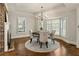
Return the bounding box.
[36,6,48,30]
[40,6,43,21]
[40,6,48,30]
[40,6,43,30]
[39,6,48,21]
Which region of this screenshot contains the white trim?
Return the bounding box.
[11,35,77,47]
[5,3,8,11]
[12,35,76,45]
[76,45,79,48]
[55,35,76,45]
[11,35,30,39]
[4,22,9,52]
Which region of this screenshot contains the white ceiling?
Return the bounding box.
[6,3,79,13]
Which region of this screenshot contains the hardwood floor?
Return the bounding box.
[13,37,79,56]
[0,37,79,56]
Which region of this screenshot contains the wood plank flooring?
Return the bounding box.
[0,37,79,56]
[13,37,79,56]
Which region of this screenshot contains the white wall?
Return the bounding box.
[35,8,76,45]
[8,11,36,39]
[76,8,79,48]
[66,10,76,45]
[8,8,77,46]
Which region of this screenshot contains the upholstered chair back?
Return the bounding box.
[39,31,48,43]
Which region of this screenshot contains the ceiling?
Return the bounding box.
[6,3,79,13]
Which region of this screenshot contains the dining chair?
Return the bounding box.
[39,31,48,48]
[29,30,40,43]
[50,30,56,44]
[29,30,33,43]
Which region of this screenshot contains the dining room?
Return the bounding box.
[0,3,79,56]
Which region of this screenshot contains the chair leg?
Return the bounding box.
[46,42,48,48]
[37,38,39,43]
[30,38,32,43]
[40,42,42,48]
[52,39,55,44]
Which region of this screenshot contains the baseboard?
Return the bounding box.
[55,35,76,45]
[76,45,79,48]
[11,35,76,46]
[11,35,30,39]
